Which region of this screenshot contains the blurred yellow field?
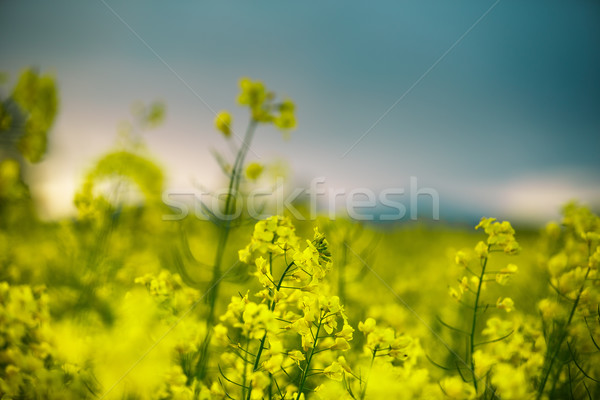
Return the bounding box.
[1,70,599,400]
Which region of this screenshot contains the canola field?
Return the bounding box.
[1,71,599,400]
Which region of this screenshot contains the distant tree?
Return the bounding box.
[0,68,58,162]
[0,68,58,218]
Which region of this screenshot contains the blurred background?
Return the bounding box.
[1,0,599,224]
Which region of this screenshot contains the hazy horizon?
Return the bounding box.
[1,0,599,224]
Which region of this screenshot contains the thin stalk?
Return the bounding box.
[224,118,258,228]
[469,251,489,393]
[257,261,295,367]
[207,119,258,318]
[197,119,258,379]
[296,313,325,399]
[339,239,347,303]
[360,348,377,400]
[246,259,295,400]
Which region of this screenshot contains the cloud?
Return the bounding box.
[442,168,600,224]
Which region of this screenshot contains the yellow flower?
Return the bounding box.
[291,318,313,351]
[238,78,267,108]
[471,276,485,291]
[390,335,412,360]
[482,317,513,337]
[246,162,263,180]
[449,287,462,301]
[329,337,351,351]
[537,299,561,319]
[455,250,471,266]
[323,361,344,381]
[496,263,518,285]
[459,276,470,293]
[474,241,488,258]
[335,324,354,341]
[262,340,284,373]
[323,295,341,314]
[476,217,520,254]
[287,350,305,365]
[238,247,252,264]
[496,297,514,313]
[249,371,270,399]
[473,350,495,378]
[337,356,353,373]
[475,217,497,231]
[238,78,273,122]
[358,318,376,333]
[491,363,531,399]
[241,302,276,339]
[503,240,520,254]
[214,111,232,137]
[220,291,249,323]
[213,324,229,345]
[585,232,600,242]
[274,99,296,130]
[254,256,274,289]
[557,266,587,294]
[440,376,476,399]
[238,216,300,264]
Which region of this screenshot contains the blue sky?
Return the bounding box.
[1,1,599,222]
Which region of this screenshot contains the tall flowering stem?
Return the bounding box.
[206,118,257,327]
[468,247,488,392]
[196,79,296,379]
[449,217,520,395]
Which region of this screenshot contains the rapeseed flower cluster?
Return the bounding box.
[534,203,600,398]
[0,283,96,399]
[215,77,296,141]
[213,217,355,399]
[135,270,201,318]
[445,217,523,398]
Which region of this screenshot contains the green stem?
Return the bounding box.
[207,119,258,322]
[246,259,295,400]
[339,239,347,303]
[469,251,488,393]
[296,313,325,399]
[226,119,258,223]
[196,118,258,380]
